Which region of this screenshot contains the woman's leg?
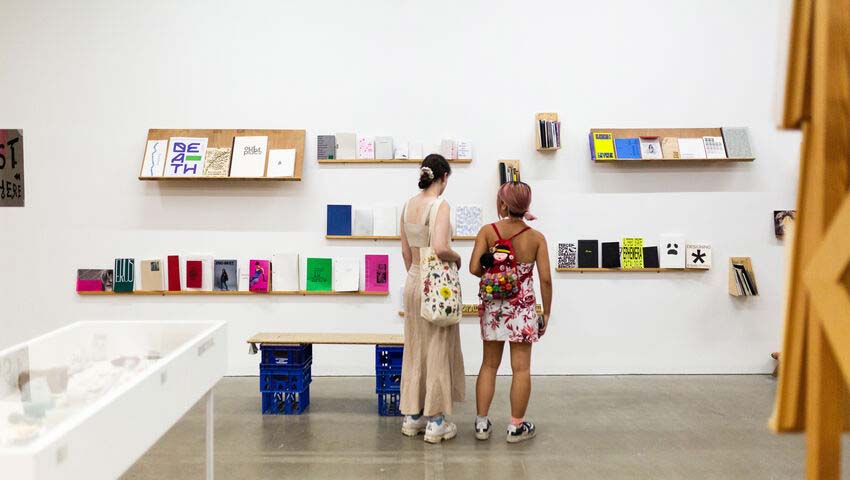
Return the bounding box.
[508,342,532,419]
[476,341,504,416]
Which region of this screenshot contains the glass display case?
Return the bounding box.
[0,321,226,480]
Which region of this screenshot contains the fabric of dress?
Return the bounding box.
[400,198,466,416]
[479,262,539,343]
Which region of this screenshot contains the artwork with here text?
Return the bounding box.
[0,129,24,206]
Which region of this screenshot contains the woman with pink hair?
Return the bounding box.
[469,181,552,444]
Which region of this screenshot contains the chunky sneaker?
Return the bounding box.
[424,418,458,444]
[401,415,428,437]
[475,417,492,440]
[506,421,536,444]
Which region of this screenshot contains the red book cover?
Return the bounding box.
[186,260,203,288]
[167,255,181,291]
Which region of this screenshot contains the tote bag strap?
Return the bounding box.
[427,198,444,247]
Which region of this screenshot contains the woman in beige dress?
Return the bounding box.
[399,154,466,444]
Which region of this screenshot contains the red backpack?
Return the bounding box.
[479,224,531,301]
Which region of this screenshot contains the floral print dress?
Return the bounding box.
[479,262,539,343]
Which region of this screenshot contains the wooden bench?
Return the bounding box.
[247,333,404,416]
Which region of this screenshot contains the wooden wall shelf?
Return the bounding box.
[318,158,472,165]
[589,127,755,163]
[729,257,759,296]
[78,290,388,296]
[556,268,705,273]
[325,235,476,241]
[535,112,561,151]
[140,128,306,181]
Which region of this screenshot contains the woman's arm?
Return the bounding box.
[432,202,461,267]
[535,234,553,335]
[469,226,488,278]
[400,206,412,271]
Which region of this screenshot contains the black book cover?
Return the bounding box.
[739,265,758,295]
[601,242,621,268]
[499,162,507,185]
[577,240,599,268]
[539,120,546,148]
[643,246,660,268]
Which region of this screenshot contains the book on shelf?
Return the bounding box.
[230,136,269,177]
[660,137,680,159]
[249,259,271,292]
[677,138,707,159]
[327,204,353,236]
[114,258,135,293]
[440,139,457,160]
[183,255,213,291]
[638,137,663,159]
[373,205,398,236]
[333,257,360,292]
[557,242,577,269]
[271,254,299,291]
[455,205,482,237]
[642,246,660,268]
[165,137,208,177]
[685,243,712,269]
[357,136,375,160]
[394,141,410,159]
[238,258,250,292]
[335,133,356,159]
[140,259,165,291]
[140,139,167,178]
[77,269,113,292]
[590,132,615,160]
[601,242,621,268]
[365,254,389,292]
[456,141,473,159]
[306,257,332,292]
[317,135,336,160]
[721,127,753,158]
[166,255,181,291]
[702,136,727,159]
[538,120,561,149]
[203,147,232,177]
[577,240,599,268]
[353,207,374,236]
[659,234,686,268]
[614,138,641,159]
[267,149,296,177]
[620,238,644,269]
[374,137,393,160]
[213,259,237,292]
[409,142,424,160]
[499,160,520,184]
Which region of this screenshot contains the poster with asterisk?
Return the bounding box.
[685,243,712,269]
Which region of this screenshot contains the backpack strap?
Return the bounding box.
[508,226,532,241]
[490,223,503,239]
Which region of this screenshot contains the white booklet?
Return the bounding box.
[333,257,360,292]
[678,138,707,159]
[271,253,299,291]
[267,148,296,177]
[230,136,268,177]
[373,205,398,236]
[353,207,374,236]
[140,139,167,178]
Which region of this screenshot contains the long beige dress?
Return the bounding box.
[400,197,466,416]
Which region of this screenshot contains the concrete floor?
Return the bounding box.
[123,375,850,479]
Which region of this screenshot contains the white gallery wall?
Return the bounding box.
[0,0,800,376]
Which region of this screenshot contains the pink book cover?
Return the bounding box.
[76,279,103,292]
[249,259,270,292]
[364,254,389,292]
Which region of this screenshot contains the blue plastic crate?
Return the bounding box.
[262,388,310,415]
[260,343,312,367]
[260,362,312,393]
[375,367,401,393]
[377,391,402,416]
[375,345,403,369]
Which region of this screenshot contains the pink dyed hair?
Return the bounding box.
[497,182,537,221]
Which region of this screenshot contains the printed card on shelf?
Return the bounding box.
[249,259,271,292]
[183,255,213,291]
[271,253,299,292]
[365,254,389,292]
[394,141,410,159]
[230,136,269,177]
[440,139,457,160]
[165,137,208,177]
[643,246,660,268]
[455,205,482,237]
[140,139,168,178]
[113,258,135,293]
[638,137,663,159]
[661,137,680,159]
[306,258,333,292]
[335,133,356,159]
[357,137,375,160]
[590,132,615,160]
[213,259,237,291]
[677,138,707,159]
[238,257,250,292]
[140,259,165,291]
[409,142,424,160]
[659,234,686,268]
[166,255,181,291]
[702,136,727,158]
[686,243,712,269]
[317,135,336,160]
[456,141,473,160]
[267,148,296,177]
[76,269,113,292]
[333,257,360,292]
[353,207,374,236]
[374,137,394,160]
[557,242,577,269]
[614,138,641,159]
[326,204,353,236]
[620,238,644,269]
[203,147,232,177]
[373,205,398,236]
[721,127,753,158]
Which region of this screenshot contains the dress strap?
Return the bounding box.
[508,226,532,240]
[490,223,503,239]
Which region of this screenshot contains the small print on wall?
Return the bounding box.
[0,129,24,207]
[774,210,796,237]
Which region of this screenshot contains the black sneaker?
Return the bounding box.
[506,421,536,444]
[475,418,492,440]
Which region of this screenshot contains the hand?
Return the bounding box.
[538,314,549,337]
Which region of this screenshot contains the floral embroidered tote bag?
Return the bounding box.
[419,198,462,327]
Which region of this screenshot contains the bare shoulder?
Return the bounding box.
[529,228,548,246]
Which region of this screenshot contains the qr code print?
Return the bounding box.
[558,243,577,268]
